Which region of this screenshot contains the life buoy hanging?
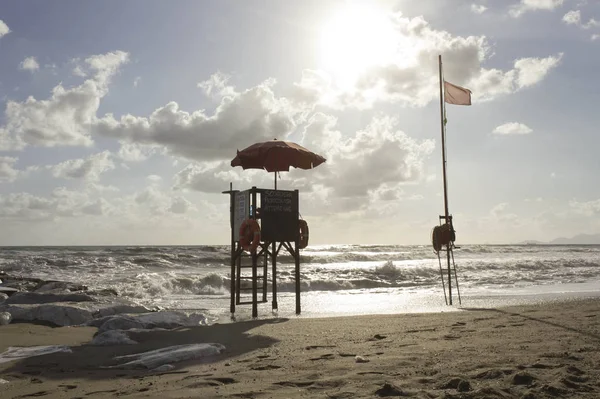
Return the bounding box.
[239,219,261,253]
[299,219,309,249]
[431,223,455,253]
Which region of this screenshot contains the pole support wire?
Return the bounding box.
[437,251,448,305]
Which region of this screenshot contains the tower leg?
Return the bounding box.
[272,241,278,311]
[295,241,301,315]
[252,251,258,318]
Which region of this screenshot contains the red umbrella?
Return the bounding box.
[231,139,326,189]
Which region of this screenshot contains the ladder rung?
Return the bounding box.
[238,287,267,292]
[239,276,265,280]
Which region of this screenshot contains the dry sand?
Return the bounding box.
[1,298,599,398]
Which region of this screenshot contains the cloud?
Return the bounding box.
[0,187,100,220]
[514,54,563,87]
[133,76,141,87]
[562,9,599,28]
[169,196,195,214]
[84,51,130,85]
[563,10,581,25]
[470,53,563,101]
[173,114,435,216]
[0,182,198,226]
[493,122,533,135]
[0,50,129,150]
[72,65,87,78]
[586,19,600,29]
[0,156,20,182]
[50,151,115,181]
[480,202,522,226]
[471,4,488,14]
[197,72,235,98]
[569,199,600,216]
[19,57,40,72]
[509,0,564,18]
[292,13,562,108]
[313,116,435,200]
[593,34,600,41]
[118,141,157,162]
[0,192,56,220]
[173,161,246,193]
[0,20,10,39]
[95,78,300,163]
[147,174,162,183]
[81,198,112,216]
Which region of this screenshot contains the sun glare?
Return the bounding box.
[319,4,398,89]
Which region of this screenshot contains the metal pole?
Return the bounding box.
[439,54,452,305]
[274,172,277,190]
[294,190,301,315]
[251,187,258,318]
[229,182,236,316]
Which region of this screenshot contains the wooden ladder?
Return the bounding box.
[235,250,268,305]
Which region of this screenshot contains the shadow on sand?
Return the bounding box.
[1,317,288,381]
[463,307,600,341]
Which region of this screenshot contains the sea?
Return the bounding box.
[1,244,600,323]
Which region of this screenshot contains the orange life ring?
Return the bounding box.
[299,219,309,249]
[239,219,261,253]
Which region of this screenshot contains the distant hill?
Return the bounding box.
[518,234,600,245]
[549,233,600,245]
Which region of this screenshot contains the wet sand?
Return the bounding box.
[1,297,599,398]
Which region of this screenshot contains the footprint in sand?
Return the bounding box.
[16,391,50,398]
[274,380,314,388]
[309,353,336,361]
[305,345,336,350]
[186,377,237,388]
[85,389,118,396]
[512,371,536,385]
[251,364,281,370]
[443,334,461,340]
[566,365,586,376]
[473,369,509,380]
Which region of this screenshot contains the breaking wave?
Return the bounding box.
[2,245,600,305]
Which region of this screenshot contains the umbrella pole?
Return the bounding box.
[274,172,277,190]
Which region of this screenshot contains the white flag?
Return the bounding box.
[444,81,472,105]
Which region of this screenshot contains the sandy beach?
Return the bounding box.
[0,297,598,398]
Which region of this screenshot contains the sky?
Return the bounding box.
[0,0,599,246]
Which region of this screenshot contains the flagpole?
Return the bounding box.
[438,54,452,305]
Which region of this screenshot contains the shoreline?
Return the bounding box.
[1,297,600,398]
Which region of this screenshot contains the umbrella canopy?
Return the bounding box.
[231,139,326,172]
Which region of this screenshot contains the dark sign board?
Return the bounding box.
[260,189,298,242]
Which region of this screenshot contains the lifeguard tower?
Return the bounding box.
[222,185,306,319]
[224,139,326,318]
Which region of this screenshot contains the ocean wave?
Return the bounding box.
[114,272,231,299]
[3,245,600,305]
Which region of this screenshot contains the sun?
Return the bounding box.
[318,3,398,89]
